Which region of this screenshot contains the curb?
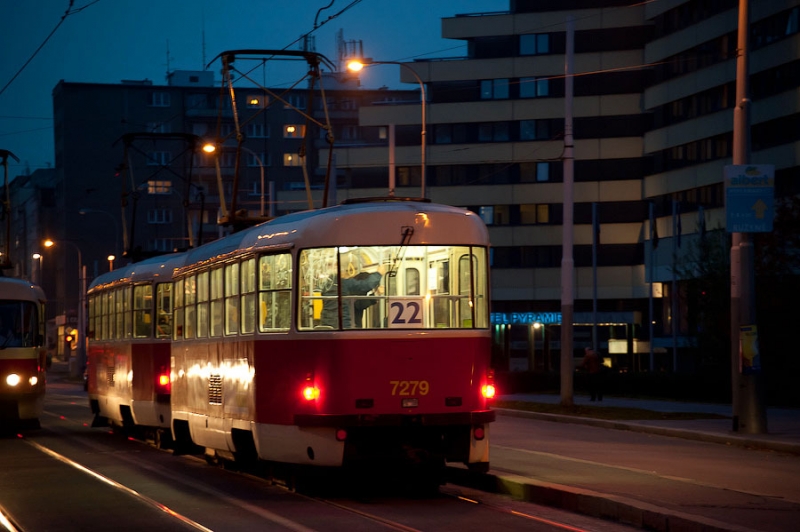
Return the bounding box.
[493,408,800,455]
[445,466,757,532]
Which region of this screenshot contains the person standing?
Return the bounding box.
[580,347,604,401]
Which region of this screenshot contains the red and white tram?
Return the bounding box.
[0,277,47,427]
[86,253,185,442]
[169,199,496,475]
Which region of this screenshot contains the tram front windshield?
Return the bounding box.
[0,301,39,348]
[298,245,488,331]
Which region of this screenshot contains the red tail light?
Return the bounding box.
[481,369,497,399]
[156,371,171,394]
[302,372,319,401]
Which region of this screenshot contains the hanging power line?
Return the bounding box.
[0,1,102,98]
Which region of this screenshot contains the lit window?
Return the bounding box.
[147,180,172,194]
[246,95,267,108]
[283,124,305,138]
[283,153,303,167]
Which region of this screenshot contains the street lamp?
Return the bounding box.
[108,255,115,272]
[347,58,426,199]
[44,238,86,379]
[32,253,42,285]
[532,322,543,372]
[78,208,120,256]
[203,142,267,217]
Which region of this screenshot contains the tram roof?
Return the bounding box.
[88,252,187,292]
[179,200,489,270]
[0,277,47,302]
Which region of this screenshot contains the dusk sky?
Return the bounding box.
[0,0,504,176]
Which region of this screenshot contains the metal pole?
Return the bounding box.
[560,16,575,406]
[672,200,678,372]
[356,61,425,198]
[732,0,766,434]
[388,124,396,196]
[592,202,598,351]
[649,202,655,371]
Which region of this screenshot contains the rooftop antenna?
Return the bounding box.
[201,8,207,69]
[165,39,173,78]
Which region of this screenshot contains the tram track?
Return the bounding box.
[24,403,625,531]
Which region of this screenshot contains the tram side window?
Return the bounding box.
[467,248,489,327]
[88,296,96,340]
[195,272,209,338]
[100,292,109,340]
[210,268,223,337]
[133,284,153,338]
[430,259,451,328]
[174,279,184,339]
[225,262,240,335]
[156,283,173,339]
[115,288,124,339]
[241,258,256,335]
[123,286,132,338]
[259,253,292,332]
[184,275,197,339]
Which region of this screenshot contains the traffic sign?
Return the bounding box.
[724,165,774,233]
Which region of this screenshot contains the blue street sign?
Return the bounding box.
[724,165,774,233]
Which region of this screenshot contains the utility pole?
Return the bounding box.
[560,16,575,406]
[731,0,767,434]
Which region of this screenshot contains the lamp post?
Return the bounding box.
[347,59,426,199]
[44,239,86,379]
[78,208,120,257]
[32,253,42,285]
[531,322,543,372]
[203,142,266,217]
[108,255,115,272]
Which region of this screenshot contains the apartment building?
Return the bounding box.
[328,0,800,372]
[32,69,416,343]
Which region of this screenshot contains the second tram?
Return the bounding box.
[86,253,184,442]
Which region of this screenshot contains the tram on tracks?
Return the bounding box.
[169,198,496,476]
[86,253,186,443]
[0,277,48,427]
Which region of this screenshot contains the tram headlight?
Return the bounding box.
[6,373,21,387]
[29,376,38,386]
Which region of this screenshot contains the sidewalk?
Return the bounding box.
[496,393,800,454]
[446,394,800,532]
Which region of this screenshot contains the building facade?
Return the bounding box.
[327,0,800,372]
[21,69,415,352]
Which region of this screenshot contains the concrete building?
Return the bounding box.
[32,66,416,356]
[326,0,800,372]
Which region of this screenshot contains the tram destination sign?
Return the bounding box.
[724,164,774,233]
